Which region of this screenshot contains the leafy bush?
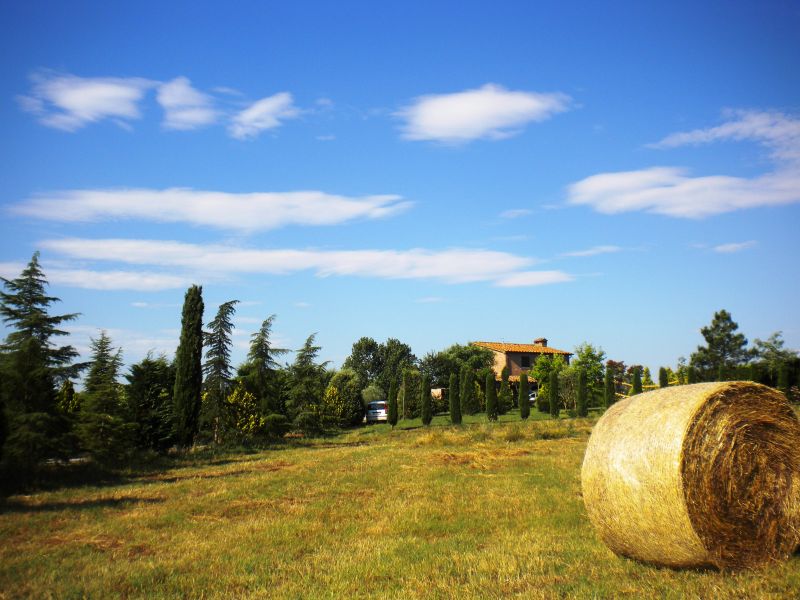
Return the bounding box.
[294,410,322,435]
[263,413,289,438]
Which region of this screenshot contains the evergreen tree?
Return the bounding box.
[56,379,80,413]
[0,252,83,414]
[126,353,176,451]
[460,366,478,415]
[420,375,432,426]
[322,369,363,428]
[691,310,753,380]
[687,365,698,384]
[76,332,135,465]
[498,366,511,415]
[519,373,530,420]
[240,315,289,416]
[631,366,643,395]
[173,285,204,448]
[400,370,408,419]
[202,300,239,443]
[485,372,498,421]
[387,379,398,427]
[659,367,669,388]
[448,372,461,425]
[288,334,329,428]
[603,365,615,408]
[549,371,560,419]
[577,369,588,417]
[778,365,790,399]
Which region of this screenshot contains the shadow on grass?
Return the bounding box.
[0,495,165,514]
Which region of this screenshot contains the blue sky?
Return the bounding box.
[1,0,798,373]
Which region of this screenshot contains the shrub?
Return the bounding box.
[263,413,289,438]
[294,410,322,435]
[659,367,669,388]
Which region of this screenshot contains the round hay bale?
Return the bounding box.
[581,381,800,570]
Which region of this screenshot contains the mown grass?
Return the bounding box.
[1,412,799,599]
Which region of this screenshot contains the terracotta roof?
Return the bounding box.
[471,341,572,355]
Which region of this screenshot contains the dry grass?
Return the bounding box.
[1,414,799,598]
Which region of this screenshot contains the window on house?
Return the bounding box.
[521,355,531,368]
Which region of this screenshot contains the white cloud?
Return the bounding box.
[1,260,188,291]
[568,110,800,218]
[397,83,571,143]
[561,245,622,258]
[14,188,412,232]
[499,208,533,219]
[18,72,154,131]
[228,92,300,139]
[156,76,218,130]
[415,296,445,303]
[713,241,757,254]
[40,238,572,288]
[294,301,312,308]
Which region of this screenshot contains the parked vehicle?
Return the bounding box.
[365,401,388,424]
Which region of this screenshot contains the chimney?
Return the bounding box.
[534,337,548,347]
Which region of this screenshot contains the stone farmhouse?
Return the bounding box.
[471,337,572,386]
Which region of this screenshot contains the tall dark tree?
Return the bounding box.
[173,285,204,448]
[659,367,669,388]
[519,373,530,420]
[76,332,135,464]
[631,366,643,395]
[240,314,289,416]
[342,337,383,387]
[287,333,329,424]
[603,365,615,408]
[448,372,461,425]
[0,252,82,413]
[202,300,239,443]
[0,252,83,467]
[387,379,398,427]
[778,365,790,399]
[691,310,753,380]
[577,369,588,417]
[498,366,511,415]
[460,366,478,415]
[378,338,417,394]
[420,375,432,426]
[549,371,560,419]
[687,365,698,384]
[485,372,498,422]
[126,353,176,451]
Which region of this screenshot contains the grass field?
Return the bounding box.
[2,412,799,599]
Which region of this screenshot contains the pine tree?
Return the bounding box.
[604,365,615,408]
[659,367,669,388]
[449,372,461,425]
[519,373,530,420]
[173,285,204,448]
[388,379,398,427]
[577,369,588,417]
[202,300,239,444]
[126,353,175,451]
[498,366,511,415]
[240,314,289,416]
[485,372,498,421]
[420,375,432,426]
[0,252,83,413]
[288,334,329,429]
[687,365,698,384]
[76,332,135,465]
[631,367,643,395]
[549,371,560,419]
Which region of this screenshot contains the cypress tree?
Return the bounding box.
[400,370,408,420]
[173,285,204,448]
[519,373,530,420]
[659,367,669,388]
[420,375,432,426]
[388,379,398,427]
[460,366,478,415]
[549,371,559,419]
[485,372,498,421]
[202,300,239,444]
[687,365,697,384]
[449,372,461,425]
[498,366,511,415]
[577,369,588,417]
[604,366,615,408]
[631,367,642,395]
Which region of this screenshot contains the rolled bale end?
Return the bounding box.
[581,381,800,570]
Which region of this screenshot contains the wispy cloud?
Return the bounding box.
[228,92,300,139]
[40,238,572,288]
[18,71,154,131]
[0,261,189,291]
[499,208,533,219]
[567,110,800,218]
[156,76,218,130]
[415,296,445,304]
[561,245,622,258]
[397,84,571,143]
[713,240,757,254]
[14,188,412,232]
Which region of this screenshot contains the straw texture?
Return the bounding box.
[581,382,800,570]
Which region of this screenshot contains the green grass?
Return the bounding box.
[2,413,799,599]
